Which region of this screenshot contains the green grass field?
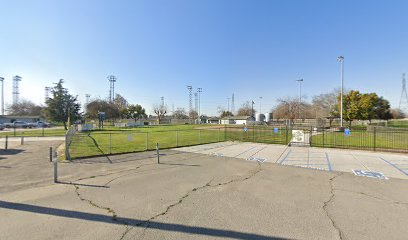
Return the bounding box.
[0,128,67,137]
[68,125,226,159]
[64,124,408,159]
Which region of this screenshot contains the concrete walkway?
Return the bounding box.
[1,141,408,239]
[177,142,408,180]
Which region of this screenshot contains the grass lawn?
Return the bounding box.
[68,125,225,159]
[0,128,67,137]
[311,130,408,151]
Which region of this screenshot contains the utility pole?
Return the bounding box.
[259,96,263,114]
[231,93,235,114]
[251,100,255,118]
[227,97,230,112]
[337,56,344,128]
[197,88,202,124]
[296,79,303,119]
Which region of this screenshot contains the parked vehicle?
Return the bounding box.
[29,121,51,128]
[10,121,31,128]
[0,123,4,130]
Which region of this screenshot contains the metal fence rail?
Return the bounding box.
[310,127,408,153]
[66,125,408,159]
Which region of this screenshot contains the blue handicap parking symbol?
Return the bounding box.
[274,128,279,134]
[345,128,350,136]
[244,127,248,132]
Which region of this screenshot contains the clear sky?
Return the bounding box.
[1,0,407,116]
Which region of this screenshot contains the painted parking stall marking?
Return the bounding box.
[353,169,388,180]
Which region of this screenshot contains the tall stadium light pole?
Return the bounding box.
[337,56,344,128]
[0,77,3,115]
[296,79,303,119]
[259,96,262,114]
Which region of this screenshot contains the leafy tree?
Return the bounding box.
[375,97,392,120]
[359,93,378,123]
[220,111,233,118]
[7,99,44,116]
[44,79,81,130]
[126,104,146,122]
[86,99,120,120]
[153,104,167,124]
[342,90,362,126]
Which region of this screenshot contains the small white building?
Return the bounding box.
[220,116,255,125]
[206,117,220,124]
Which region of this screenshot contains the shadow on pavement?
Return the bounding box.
[57,181,110,188]
[0,149,25,155]
[0,200,287,240]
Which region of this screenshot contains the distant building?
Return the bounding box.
[220,116,255,125]
[206,117,220,124]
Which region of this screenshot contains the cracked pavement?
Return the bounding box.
[1,142,408,239]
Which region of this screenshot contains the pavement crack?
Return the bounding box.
[323,173,344,240]
[335,189,408,207]
[73,183,130,240]
[137,164,263,239]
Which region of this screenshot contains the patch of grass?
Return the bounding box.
[0,128,67,137]
[311,130,408,151]
[68,126,225,159]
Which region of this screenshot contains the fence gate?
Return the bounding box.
[290,128,312,147]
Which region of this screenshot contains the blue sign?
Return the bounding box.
[244,127,248,132]
[274,128,279,134]
[344,128,350,136]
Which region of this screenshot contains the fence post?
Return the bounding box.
[49,146,53,162]
[285,125,288,144]
[218,128,220,142]
[21,132,24,145]
[42,126,45,137]
[176,130,178,147]
[309,126,313,146]
[156,143,160,164]
[53,151,58,183]
[109,133,112,154]
[146,132,149,150]
[5,135,8,150]
[252,124,255,142]
[373,126,376,151]
[323,128,325,147]
[224,125,227,141]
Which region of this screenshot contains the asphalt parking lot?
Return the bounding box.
[1,141,408,240]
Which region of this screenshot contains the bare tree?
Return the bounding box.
[237,101,255,116]
[7,99,44,116]
[153,104,167,124]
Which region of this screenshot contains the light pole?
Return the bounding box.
[337,56,344,128]
[296,79,303,119]
[0,77,3,115]
[259,96,262,114]
[227,97,230,112]
[197,88,202,124]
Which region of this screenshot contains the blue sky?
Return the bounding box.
[1,0,407,116]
